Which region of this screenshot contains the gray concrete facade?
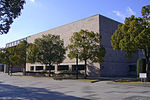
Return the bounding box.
[3,65,23,73]
[99,15,138,76]
[6,14,138,77]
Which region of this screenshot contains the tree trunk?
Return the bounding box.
[8,65,10,75]
[10,66,12,76]
[23,63,26,75]
[48,65,51,77]
[48,69,51,77]
[84,60,87,79]
[24,43,27,75]
[145,57,149,74]
[145,57,150,81]
[23,67,26,75]
[144,48,149,81]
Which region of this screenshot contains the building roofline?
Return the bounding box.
[6,14,122,45]
[6,37,27,45]
[98,14,122,24]
[29,14,122,37]
[28,14,101,37]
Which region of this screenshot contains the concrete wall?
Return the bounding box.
[26,15,100,76]
[99,15,138,76]
[25,14,138,77]
[4,65,23,73]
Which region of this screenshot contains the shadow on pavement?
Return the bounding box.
[0,83,89,100]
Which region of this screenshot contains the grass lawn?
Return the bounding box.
[116,81,150,85]
[115,78,150,85]
[13,74,98,82]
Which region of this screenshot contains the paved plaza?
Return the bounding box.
[0,73,150,100]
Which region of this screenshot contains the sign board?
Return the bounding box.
[139,73,147,78]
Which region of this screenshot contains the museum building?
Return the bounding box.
[5,14,138,77]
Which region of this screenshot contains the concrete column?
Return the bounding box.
[55,65,58,74]
[43,66,46,71]
[34,66,36,72]
[4,64,8,73]
[69,65,72,71]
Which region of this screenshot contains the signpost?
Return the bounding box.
[139,73,147,84]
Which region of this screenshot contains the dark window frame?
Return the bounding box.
[46,65,55,70]
[30,66,34,70]
[36,66,43,70]
[72,65,85,71]
[58,65,69,71]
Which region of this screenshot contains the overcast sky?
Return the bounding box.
[0,0,149,47]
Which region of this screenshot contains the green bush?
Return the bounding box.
[137,58,146,77]
[58,72,76,76]
[25,71,54,76]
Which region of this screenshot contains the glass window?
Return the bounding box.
[72,65,85,71]
[36,66,43,70]
[46,65,55,70]
[58,65,69,71]
[30,66,34,70]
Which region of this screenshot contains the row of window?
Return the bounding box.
[30,65,85,71]
[6,38,27,48]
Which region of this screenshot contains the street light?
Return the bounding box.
[76,54,78,79]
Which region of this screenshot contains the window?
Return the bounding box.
[36,66,43,70]
[30,66,34,70]
[15,41,18,45]
[72,65,85,71]
[58,65,69,71]
[46,65,55,70]
[12,42,14,46]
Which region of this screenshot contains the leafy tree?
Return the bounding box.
[0,0,25,34]
[0,49,5,64]
[27,34,66,76]
[0,48,11,75]
[0,47,16,75]
[27,43,38,64]
[0,41,27,75]
[68,29,106,78]
[142,5,150,21]
[0,48,10,65]
[16,40,28,75]
[111,5,150,78]
[9,47,20,75]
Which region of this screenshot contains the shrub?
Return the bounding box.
[25,71,54,76]
[137,58,146,77]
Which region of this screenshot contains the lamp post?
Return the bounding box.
[76,54,78,79]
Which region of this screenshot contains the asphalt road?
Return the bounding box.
[0,73,150,100]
